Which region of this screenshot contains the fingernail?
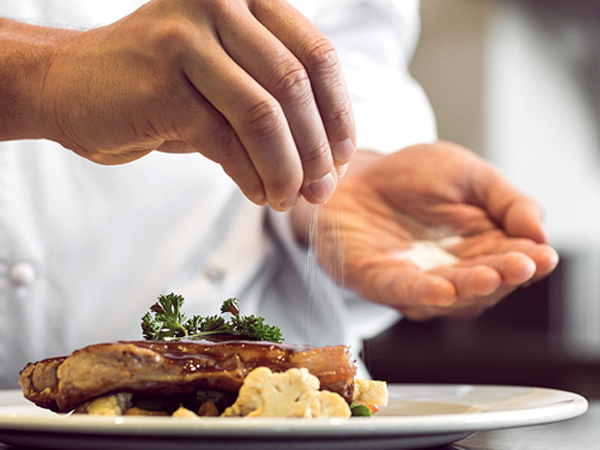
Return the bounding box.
[308,172,336,202]
[331,138,355,164]
[278,194,299,210]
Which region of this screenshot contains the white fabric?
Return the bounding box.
[0,0,436,387]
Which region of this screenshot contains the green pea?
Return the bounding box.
[351,404,372,417]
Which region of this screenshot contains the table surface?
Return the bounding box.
[448,400,600,450]
[0,401,597,450]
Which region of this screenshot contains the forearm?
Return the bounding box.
[0,18,75,141]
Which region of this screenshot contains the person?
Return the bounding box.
[0,0,558,387]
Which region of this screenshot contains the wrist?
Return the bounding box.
[0,19,76,141]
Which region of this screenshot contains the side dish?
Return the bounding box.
[20,294,388,418]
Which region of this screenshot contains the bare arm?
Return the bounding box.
[0,0,357,210]
[0,18,74,140]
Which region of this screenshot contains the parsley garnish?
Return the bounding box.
[141,293,283,343]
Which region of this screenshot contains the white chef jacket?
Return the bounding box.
[0,0,436,387]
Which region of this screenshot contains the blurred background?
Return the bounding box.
[364,0,600,399]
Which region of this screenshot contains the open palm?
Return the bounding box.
[312,142,559,321]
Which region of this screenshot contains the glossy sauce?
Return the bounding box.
[129,340,318,375]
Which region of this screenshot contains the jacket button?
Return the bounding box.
[203,265,225,283]
[8,262,36,287]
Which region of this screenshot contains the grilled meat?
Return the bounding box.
[19,340,356,413]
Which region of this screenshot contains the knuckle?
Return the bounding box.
[302,36,340,73]
[323,102,353,125]
[200,0,231,15]
[148,18,190,56]
[241,98,285,142]
[200,0,250,26]
[214,128,244,166]
[271,61,312,102]
[300,140,331,171]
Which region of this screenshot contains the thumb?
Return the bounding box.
[474,166,548,244]
[503,197,547,244]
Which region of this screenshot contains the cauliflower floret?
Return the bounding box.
[73,392,132,415]
[353,379,389,407]
[222,367,351,418]
[172,406,200,419]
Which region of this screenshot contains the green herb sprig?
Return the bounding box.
[141,294,283,343]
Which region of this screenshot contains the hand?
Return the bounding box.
[301,141,559,321]
[40,0,355,210]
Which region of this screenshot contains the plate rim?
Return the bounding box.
[0,384,588,438]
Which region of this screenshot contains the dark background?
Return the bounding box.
[364,255,600,400]
[369,0,600,401]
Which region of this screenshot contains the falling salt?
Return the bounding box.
[303,205,321,340]
[303,203,345,343]
[392,236,463,271]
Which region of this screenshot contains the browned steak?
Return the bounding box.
[19,340,357,413]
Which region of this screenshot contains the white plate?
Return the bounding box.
[0,385,588,450]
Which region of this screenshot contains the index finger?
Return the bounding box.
[347,256,458,311]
